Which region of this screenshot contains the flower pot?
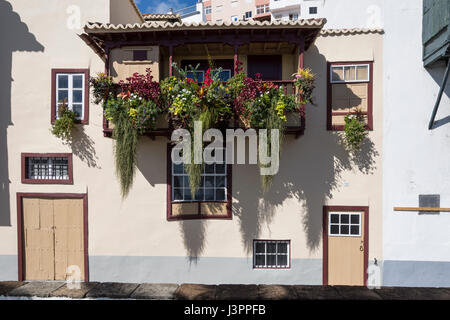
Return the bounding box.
[285,112,302,127]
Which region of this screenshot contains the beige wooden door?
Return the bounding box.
[22,198,84,281]
[328,211,365,286]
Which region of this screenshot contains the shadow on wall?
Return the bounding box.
[69,126,100,168]
[232,45,379,255]
[0,0,44,226]
[136,46,379,260]
[426,60,450,129]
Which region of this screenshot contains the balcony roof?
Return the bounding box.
[85,18,326,32]
[81,18,326,58]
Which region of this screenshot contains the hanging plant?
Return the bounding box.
[97,69,162,198]
[343,108,368,153]
[89,72,118,105]
[51,99,77,142]
[162,63,232,195]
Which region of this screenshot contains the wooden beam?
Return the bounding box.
[394,207,450,212]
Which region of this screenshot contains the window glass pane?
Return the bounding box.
[278,243,288,253]
[331,67,343,81]
[58,75,68,88]
[205,176,214,188]
[173,188,183,200]
[351,225,360,235]
[255,255,265,266]
[194,188,204,201]
[267,243,276,253]
[73,75,83,88]
[216,176,225,188]
[330,214,339,224]
[277,255,287,266]
[215,188,225,201]
[72,104,82,118]
[356,66,369,81]
[173,164,184,174]
[267,255,276,266]
[183,176,190,187]
[340,214,349,224]
[351,214,360,224]
[73,89,83,103]
[57,89,68,103]
[344,66,355,81]
[204,188,214,201]
[255,242,265,253]
[340,225,349,235]
[216,164,225,174]
[183,188,192,201]
[174,176,183,188]
[330,225,339,235]
[205,164,214,174]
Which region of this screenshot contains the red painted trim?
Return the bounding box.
[322,206,369,286]
[169,46,173,77]
[51,69,90,125]
[21,153,74,185]
[166,143,233,221]
[252,239,291,269]
[16,193,89,282]
[326,61,374,131]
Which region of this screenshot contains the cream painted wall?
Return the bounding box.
[109,0,142,25]
[1,0,383,275]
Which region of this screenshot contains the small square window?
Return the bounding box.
[133,50,147,61]
[245,11,252,19]
[309,7,318,14]
[253,240,290,268]
[328,212,362,237]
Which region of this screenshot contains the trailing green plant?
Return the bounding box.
[106,96,139,198]
[343,108,368,153]
[162,63,233,194]
[51,99,77,142]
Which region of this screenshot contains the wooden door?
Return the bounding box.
[326,209,367,286]
[22,197,84,281]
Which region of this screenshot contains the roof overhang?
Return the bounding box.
[81,18,327,58]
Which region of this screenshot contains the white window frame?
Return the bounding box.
[172,150,227,202]
[328,212,362,237]
[253,240,290,269]
[245,11,252,19]
[330,64,370,83]
[204,5,212,14]
[56,73,85,120]
[256,4,270,14]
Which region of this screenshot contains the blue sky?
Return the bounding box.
[134,0,197,14]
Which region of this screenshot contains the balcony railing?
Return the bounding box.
[102,79,305,139]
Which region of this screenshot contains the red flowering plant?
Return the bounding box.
[160,63,232,132]
[228,67,297,129]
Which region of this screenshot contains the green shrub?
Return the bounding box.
[343,110,368,153]
[51,100,76,142]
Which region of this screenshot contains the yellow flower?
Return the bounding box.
[128,108,138,118]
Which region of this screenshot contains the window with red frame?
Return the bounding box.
[327,62,373,130]
[21,153,73,184]
[51,69,89,124]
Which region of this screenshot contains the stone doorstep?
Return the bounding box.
[0,282,26,296]
[375,287,450,300]
[50,282,100,299]
[215,285,260,300]
[174,284,217,300]
[7,282,65,297]
[130,283,179,300]
[85,282,140,298]
[258,285,298,300]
